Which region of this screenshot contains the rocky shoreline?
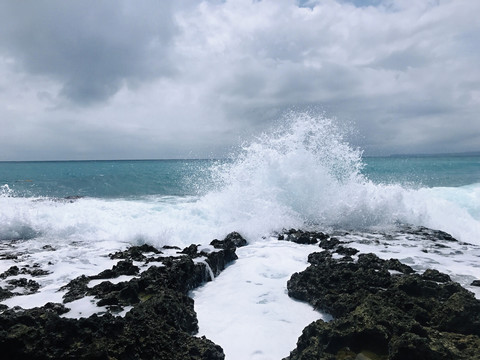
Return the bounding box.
[1,227,480,359]
[281,229,480,360]
[0,232,246,359]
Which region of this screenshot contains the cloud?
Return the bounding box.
[0,1,176,104]
[0,0,479,160]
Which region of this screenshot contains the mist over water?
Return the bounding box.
[0,112,479,246]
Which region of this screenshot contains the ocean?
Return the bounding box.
[1,113,479,359]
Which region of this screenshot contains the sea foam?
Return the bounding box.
[197,112,480,245]
[0,112,479,248]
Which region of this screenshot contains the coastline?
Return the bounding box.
[1,227,480,359]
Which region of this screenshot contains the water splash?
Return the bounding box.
[0,112,478,246]
[198,112,480,243]
[0,184,14,197]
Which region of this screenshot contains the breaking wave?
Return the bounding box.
[199,112,480,243]
[0,112,479,246]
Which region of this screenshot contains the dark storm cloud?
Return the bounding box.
[0,1,176,104]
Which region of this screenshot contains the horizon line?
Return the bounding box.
[1,150,479,163]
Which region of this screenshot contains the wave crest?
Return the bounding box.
[199,112,479,243]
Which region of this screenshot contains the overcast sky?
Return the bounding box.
[1,0,479,160]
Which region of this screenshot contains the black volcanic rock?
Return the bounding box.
[0,233,247,359]
[61,274,91,303]
[110,244,162,261]
[335,245,359,256]
[6,278,40,294]
[280,230,329,245]
[285,247,480,360]
[421,269,451,282]
[223,231,248,247]
[92,260,140,279]
[319,237,341,249]
[0,286,14,301]
[0,265,49,279]
[0,294,224,360]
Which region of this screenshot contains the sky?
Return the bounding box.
[0,0,479,160]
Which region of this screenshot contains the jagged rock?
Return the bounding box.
[0,265,49,279]
[286,248,480,360]
[421,269,451,282]
[319,237,341,250]
[208,234,243,271]
[471,280,480,287]
[210,231,247,249]
[110,244,162,261]
[92,260,140,279]
[0,286,14,301]
[0,235,239,359]
[6,278,40,294]
[223,231,248,247]
[61,275,91,303]
[401,226,458,243]
[0,293,224,359]
[182,244,200,256]
[384,258,415,274]
[279,230,329,245]
[335,245,359,256]
[0,265,19,278]
[162,245,181,250]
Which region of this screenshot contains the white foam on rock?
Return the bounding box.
[341,231,480,298]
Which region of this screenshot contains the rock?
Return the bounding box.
[92,260,140,279]
[43,302,70,315]
[335,245,359,256]
[0,236,238,359]
[280,230,329,245]
[285,247,480,360]
[61,275,91,303]
[384,258,415,274]
[181,244,200,257]
[402,226,458,243]
[307,251,332,264]
[6,278,40,294]
[0,286,14,301]
[421,269,451,282]
[0,294,225,359]
[110,244,162,261]
[471,280,480,287]
[0,265,49,279]
[299,233,319,244]
[162,245,181,250]
[208,232,248,272]
[0,265,19,278]
[223,231,247,247]
[319,237,341,249]
[210,232,247,249]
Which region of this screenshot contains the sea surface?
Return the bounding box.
[1,113,479,359]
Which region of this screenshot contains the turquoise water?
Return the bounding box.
[0,159,213,198]
[363,156,480,188]
[0,114,479,246]
[1,156,478,199]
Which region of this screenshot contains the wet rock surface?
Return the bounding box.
[284,229,480,360]
[0,232,247,359]
[0,264,49,300]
